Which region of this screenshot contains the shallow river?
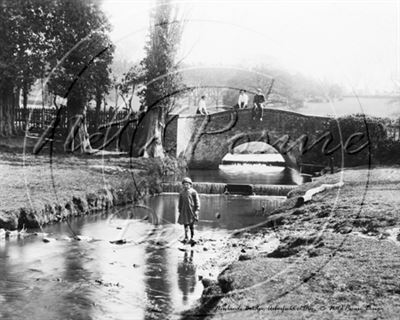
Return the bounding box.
[0,193,285,320]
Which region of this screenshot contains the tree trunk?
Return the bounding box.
[95,91,102,127]
[0,82,17,137]
[22,82,30,128]
[64,89,92,153]
[131,107,165,158]
[22,82,28,109]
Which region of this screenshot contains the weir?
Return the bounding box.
[221,160,286,166]
[161,182,296,196]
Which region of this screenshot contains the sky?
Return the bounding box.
[101,0,400,94]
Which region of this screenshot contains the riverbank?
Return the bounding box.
[183,166,400,319]
[0,149,186,231]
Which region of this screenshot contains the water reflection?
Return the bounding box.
[144,241,172,320]
[0,225,97,320]
[60,222,94,320]
[0,242,23,319]
[0,194,285,319]
[177,250,196,305]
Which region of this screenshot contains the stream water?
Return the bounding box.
[1,163,295,320]
[0,194,285,320]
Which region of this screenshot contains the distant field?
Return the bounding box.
[298,96,399,119]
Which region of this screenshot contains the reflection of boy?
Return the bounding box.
[178,177,200,243]
[177,250,196,304]
[238,90,249,109]
[253,88,265,121]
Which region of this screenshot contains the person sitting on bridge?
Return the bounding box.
[196,95,209,115]
[238,90,249,109]
[253,88,265,121]
[178,177,200,245]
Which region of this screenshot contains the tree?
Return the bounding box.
[0,0,114,146]
[0,0,53,136]
[44,0,114,152]
[131,0,184,158]
[117,63,145,113]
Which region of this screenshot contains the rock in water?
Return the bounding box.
[74,235,92,241]
[201,278,215,288]
[34,232,48,237]
[110,239,127,245]
[238,254,252,261]
[5,230,19,238]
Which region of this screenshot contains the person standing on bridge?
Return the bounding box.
[253,88,265,121]
[196,95,209,115]
[178,177,200,245]
[238,90,249,109]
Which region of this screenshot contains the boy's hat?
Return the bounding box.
[182,177,193,185]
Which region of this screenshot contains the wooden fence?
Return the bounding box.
[14,108,136,133]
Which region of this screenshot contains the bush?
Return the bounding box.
[301,114,399,168]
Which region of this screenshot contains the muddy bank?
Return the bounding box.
[183,167,400,320]
[0,152,186,231]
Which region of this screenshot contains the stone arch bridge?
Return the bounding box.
[164,108,369,171]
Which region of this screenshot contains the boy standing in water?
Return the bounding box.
[178,177,200,244]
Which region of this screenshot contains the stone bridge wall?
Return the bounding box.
[166,109,332,169]
[165,108,377,170]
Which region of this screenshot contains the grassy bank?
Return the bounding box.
[183,167,400,320]
[0,147,186,230]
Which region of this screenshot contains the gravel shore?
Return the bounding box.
[183,167,400,320]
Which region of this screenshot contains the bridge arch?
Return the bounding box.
[174,108,332,170]
[221,141,287,166]
[205,132,300,169]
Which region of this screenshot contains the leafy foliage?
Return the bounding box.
[131,0,185,158]
[140,0,185,112]
[0,0,50,91]
[0,0,114,136]
[0,0,53,135]
[116,63,145,112]
[302,114,400,167]
[337,114,400,166]
[44,0,114,116]
[181,66,344,110]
